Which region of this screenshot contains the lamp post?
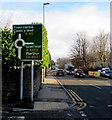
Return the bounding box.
[42,3,50,82]
[43,3,50,25]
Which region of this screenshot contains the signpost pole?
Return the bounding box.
[31,60,34,101]
[20,61,23,100]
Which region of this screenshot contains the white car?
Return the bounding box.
[98,68,111,73]
[99,68,111,77]
[102,68,111,71]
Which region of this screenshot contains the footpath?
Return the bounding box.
[33,75,74,111]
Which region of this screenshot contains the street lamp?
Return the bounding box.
[43,3,50,25]
[42,3,50,82]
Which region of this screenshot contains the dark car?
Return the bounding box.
[74,69,85,78]
[56,69,64,76]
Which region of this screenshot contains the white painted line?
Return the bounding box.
[7,116,25,119]
[79,111,87,117]
[13,108,33,111]
[90,84,101,89]
[108,105,112,107]
[81,113,87,117]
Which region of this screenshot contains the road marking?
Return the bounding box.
[69,90,80,101]
[67,113,72,117]
[69,90,83,101]
[81,113,87,117]
[71,90,83,101]
[90,84,101,89]
[108,105,112,107]
[7,116,25,119]
[79,111,87,117]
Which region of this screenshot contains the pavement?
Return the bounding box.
[33,75,74,111]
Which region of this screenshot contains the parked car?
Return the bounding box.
[102,68,111,71]
[100,70,112,78]
[99,68,111,77]
[66,70,74,75]
[74,69,85,78]
[56,69,64,76]
[98,68,111,73]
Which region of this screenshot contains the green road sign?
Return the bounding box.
[13,24,42,61]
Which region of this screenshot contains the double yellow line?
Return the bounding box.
[69,90,83,102]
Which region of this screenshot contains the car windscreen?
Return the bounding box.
[76,70,84,73]
[105,71,112,73]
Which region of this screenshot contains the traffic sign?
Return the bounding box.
[13,24,42,61]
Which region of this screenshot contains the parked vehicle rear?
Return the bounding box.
[74,69,85,78]
[56,69,64,76]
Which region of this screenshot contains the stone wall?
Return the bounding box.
[2,69,20,102]
[23,67,31,99]
[23,66,42,100]
[34,67,42,97]
[3,66,42,102]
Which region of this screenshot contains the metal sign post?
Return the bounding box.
[20,61,24,100]
[31,60,34,101]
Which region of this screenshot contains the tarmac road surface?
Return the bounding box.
[57,75,112,119]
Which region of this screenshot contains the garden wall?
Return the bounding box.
[2,66,42,103]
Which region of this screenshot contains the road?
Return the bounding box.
[2,74,112,120]
[56,74,112,119]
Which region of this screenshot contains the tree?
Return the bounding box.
[70,31,110,70]
[41,24,51,68]
[1,27,20,71]
[2,23,52,70]
[57,57,70,68]
[92,31,110,67]
[34,22,51,68]
[50,60,55,66]
[70,33,88,69]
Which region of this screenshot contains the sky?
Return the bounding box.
[0,1,110,61]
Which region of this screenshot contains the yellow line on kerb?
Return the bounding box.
[69,90,83,101]
[71,90,83,101]
[69,90,79,101]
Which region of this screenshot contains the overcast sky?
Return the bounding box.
[0,1,110,61]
